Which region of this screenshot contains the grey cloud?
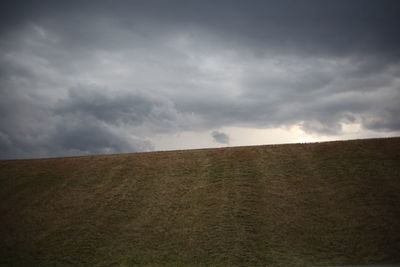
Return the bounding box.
[0,83,165,159]
[2,0,400,57]
[361,92,400,132]
[211,131,230,145]
[57,87,164,126]
[175,52,400,134]
[55,85,189,133]
[51,116,153,156]
[1,0,400,159]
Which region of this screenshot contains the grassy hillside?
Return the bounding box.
[1,137,400,266]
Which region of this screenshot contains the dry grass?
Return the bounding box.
[1,137,400,266]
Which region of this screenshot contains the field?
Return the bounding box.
[1,137,400,266]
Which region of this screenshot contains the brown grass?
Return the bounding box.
[1,137,400,266]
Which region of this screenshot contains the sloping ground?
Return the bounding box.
[0,137,400,266]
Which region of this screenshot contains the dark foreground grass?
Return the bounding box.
[0,137,400,266]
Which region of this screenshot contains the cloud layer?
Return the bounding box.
[1,0,400,158]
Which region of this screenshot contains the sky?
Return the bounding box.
[1,0,400,159]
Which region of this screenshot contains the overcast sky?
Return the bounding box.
[1,0,400,159]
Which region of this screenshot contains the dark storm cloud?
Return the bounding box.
[0,84,174,159]
[1,0,400,158]
[56,86,179,128]
[2,0,400,56]
[51,116,153,156]
[211,131,230,145]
